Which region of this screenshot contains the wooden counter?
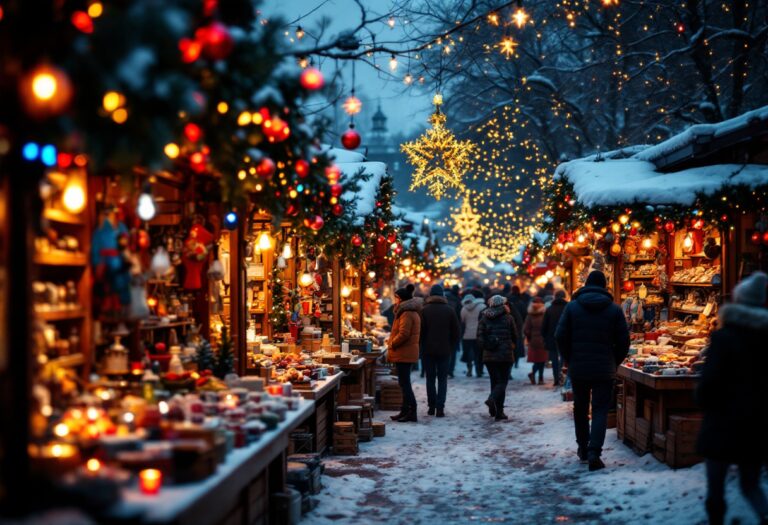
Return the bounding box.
[616,365,702,468]
[107,399,314,525]
[358,351,385,398]
[296,373,343,454]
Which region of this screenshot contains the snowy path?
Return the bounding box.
[303,370,767,524]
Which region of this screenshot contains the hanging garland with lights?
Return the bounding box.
[401,94,476,201]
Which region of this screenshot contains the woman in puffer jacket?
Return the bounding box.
[477,295,519,421]
[387,284,422,422]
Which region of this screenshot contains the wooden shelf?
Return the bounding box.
[627,258,655,263]
[43,208,85,225]
[45,352,85,369]
[37,308,87,321]
[670,307,706,316]
[139,320,194,331]
[147,279,179,287]
[670,282,713,288]
[34,252,87,266]
[628,275,655,280]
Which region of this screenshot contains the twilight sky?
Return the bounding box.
[262,0,434,136]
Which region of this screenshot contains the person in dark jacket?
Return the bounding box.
[507,285,530,366]
[477,295,519,421]
[445,284,463,378]
[420,284,460,417]
[460,295,486,377]
[541,290,568,386]
[696,272,768,525]
[555,270,629,471]
[387,284,422,423]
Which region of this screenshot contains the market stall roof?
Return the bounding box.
[324,146,366,164]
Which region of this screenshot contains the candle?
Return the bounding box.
[266,384,283,396]
[139,468,162,495]
[29,442,81,476]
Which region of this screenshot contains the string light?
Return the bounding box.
[497,37,519,58]
[512,8,529,29]
[295,25,305,39]
[389,54,398,71]
[388,15,395,28]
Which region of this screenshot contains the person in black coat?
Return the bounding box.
[696,271,768,525]
[444,284,463,378]
[541,290,568,386]
[507,286,530,367]
[555,271,629,471]
[420,284,460,417]
[477,295,519,421]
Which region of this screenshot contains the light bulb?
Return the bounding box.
[299,272,314,287]
[137,193,156,221]
[341,285,352,298]
[641,237,653,250]
[683,233,694,253]
[32,72,57,101]
[62,180,86,214]
[281,243,293,259]
[619,214,630,225]
[258,231,272,251]
[389,54,398,71]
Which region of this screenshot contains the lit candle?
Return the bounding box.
[139,468,162,495]
[266,384,283,396]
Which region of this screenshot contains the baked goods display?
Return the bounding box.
[624,322,710,376]
[671,265,720,285]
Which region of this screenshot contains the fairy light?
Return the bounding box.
[389,54,398,71]
[512,8,529,29]
[497,37,519,58]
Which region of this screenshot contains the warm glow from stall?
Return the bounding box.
[258,231,273,251]
[62,179,86,214]
[281,243,293,259]
[299,272,314,287]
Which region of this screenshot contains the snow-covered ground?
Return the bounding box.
[303,370,767,524]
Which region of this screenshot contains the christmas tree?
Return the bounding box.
[213,326,234,379]
[269,265,290,333]
[195,338,215,374]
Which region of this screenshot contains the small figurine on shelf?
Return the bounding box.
[183,219,214,290]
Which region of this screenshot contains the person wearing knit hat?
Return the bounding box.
[460,294,487,377]
[555,268,629,472]
[420,282,460,417]
[387,284,421,422]
[477,294,520,420]
[444,283,463,378]
[542,290,569,387]
[697,271,768,524]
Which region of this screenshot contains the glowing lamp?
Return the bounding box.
[137,192,157,221]
[610,243,622,257]
[618,214,630,225]
[610,223,621,233]
[341,285,352,298]
[325,164,341,183]
[295,159,310,178]
[22,142,40,161]
[62,179,86,214]
[139,469,162,495]
[41,144,57,167]
[102,91,125,113]
[342,96,362,115]
[164,143,180,159]
[641,237,653,250]
[282,243,293,259]
[258,231,272,251]
[86,458,102,474]
[20,64,73,118]
[300,67,324,90]
[389,54,398,71]
[682,233,694,253]
[299,272,314,288]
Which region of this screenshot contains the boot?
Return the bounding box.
[397,407,418,422]
[528,372,535,385]
[538,377,544,385]
[495,412,508,421]
[485,398,497,417]
[577,447,588,464]
[588,452,605,472]
[427,406,436,416]
[705,498,725,525]
[436,408,445,418]
[466,368,473,377]
[390,406,406,421]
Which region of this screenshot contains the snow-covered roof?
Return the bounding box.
[339,161,386,223]
[635,104,768,164]
[556,159,768,207]
[324,146,366,164]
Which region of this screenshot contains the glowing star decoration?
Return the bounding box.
[497,37,519,58]
[449,194,494,273]
[401,99,476,201]
[512,8,529,29]
[451,195,482,239]
[342,95,362,115]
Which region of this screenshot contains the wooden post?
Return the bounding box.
[231,222,246,376]
[331,258,341,343]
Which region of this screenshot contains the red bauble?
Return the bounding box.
[377,219,386,231]
[332,204,344,216]
[184,123,202,142]
[310,215,324,231]
[622,280,635,292]
[189,152,206,173]
[179,38,203,63]
[295,159,310,178]
[196,22,234,60]
[330,183,343,197]
[256,157,276,178]
[341,128,361,150]
[71,11,93,33]
[286,204,298,217]
[325,164,341,183]
[263,116,290,143]
[763,231,768,245]
[629,227,638,236]
[300,67,324,90]
[351,234,363,247]
[387,232,397,244]
[664,221,675,233]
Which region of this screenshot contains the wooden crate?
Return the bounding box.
[358,427,374,442]
[372,421,386,437]
[623,398,637,442]
[607,410,617,430]
[643,400,655,422]
[333,421,355,434]
[652,432,667,463]
[665,430,702,469]
[634,417,652,454]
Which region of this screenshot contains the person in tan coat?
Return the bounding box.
[388,284,422,422]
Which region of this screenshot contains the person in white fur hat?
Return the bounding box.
[697,271,768,525]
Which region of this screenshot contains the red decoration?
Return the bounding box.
[256,158,276,178]
[295,159,310,178]
[71,11,93,33]
[622,280,635,292]
[387,232,397,244]
[179,38,202,63]
[352,234,363,247]
[330,183,343,197]
[763,232,768,245]
[262,116,290,143]
[189,152,206,173]
[691,218,705,230]
[341,127,361,150]
[57,152,73,168]
[629,227,638,236]
[664,221,675,233]
[325,164,341,183]
[196,22,234,60]
[676,22,685,33]
[184,123,203,142]
[310,215,324,231]
[286,204,298,217]
[300,67,324,90]
[377,219,386,231]
[332,204,344,216]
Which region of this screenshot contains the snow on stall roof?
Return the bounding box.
[557,159,768,207]
[635,104,768,163]
[323,146,366,164]
[339,161,386,222]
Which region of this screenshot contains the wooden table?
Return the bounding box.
[296,372,343,454]
[358,350,385,398]
[617,366,701,467]
[336,357,366,405]
[106,399,314,525]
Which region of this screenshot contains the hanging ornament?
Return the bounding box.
[179,38,203,63]
[341,125,361,150]
[622,280,635,293]
[351,234,363,247]
[196,21,234,60]
[401,96,475,200]
[285,204,299,217]
[294,159,310,178]
[664,220,675,233]
[19,64,73,118]
[387,232,397,244]
[256,158,276,179]
[309,215,324,231]
[300,67,324,90]
[377,219,387,231]
[330,183,343,197]
[262,116,290,143]
[332,204,344,216]
[184,123,203,142]
[325,164,341,184]
[610,242,622,257]
[343,95,362,115]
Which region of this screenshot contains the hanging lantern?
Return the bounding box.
[300,67,324,90]
[682,232,694,253]
[343,95,362,115]
[295,159,310,178]
[256,158,275,179]
[19,64,73,118]
[196,21,234,60]
[341,126,361,150]
[257,231,272,251]
[610,242,622,257]
[281,243,293,259]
